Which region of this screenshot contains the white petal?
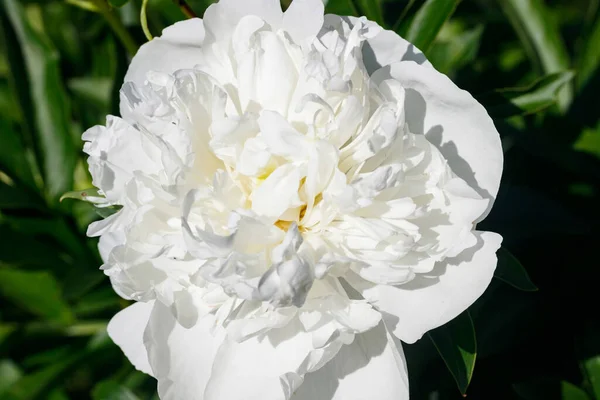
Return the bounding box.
[251,163,304,219]
[362,25,430,74]
[143,301,225,400]
[359,231,502,344]
[123,19,205,88]
[204,318,343,400]
[107,301,154,376]
[282,0,324,43]
[83,117,162,202]
[203,0,283,42]
[258,111,309,159]
[372,62,503,219]
[291,322,409,400]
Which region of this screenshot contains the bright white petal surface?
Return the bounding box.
[143,301,225,400]
[356,231,502,344]
[372,61,503,217]
[107,301,155,376]
[123,19,205,89]
[291,322,409,400]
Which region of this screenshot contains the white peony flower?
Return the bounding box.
[84,0,503,398]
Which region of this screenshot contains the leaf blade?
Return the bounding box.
[0,269,74,324]
[1,0,76,202]
[404,0,460,53]
[494,247,538,292]
[498,0,572,111]
[428,311,477,394]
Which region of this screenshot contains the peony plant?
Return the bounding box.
[81,0,503,398]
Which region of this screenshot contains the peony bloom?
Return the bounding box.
[84,0,503,398]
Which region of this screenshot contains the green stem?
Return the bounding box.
[141,0,153,41]
[92,0,138,56]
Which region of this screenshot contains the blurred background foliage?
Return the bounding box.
[0,0,598,398]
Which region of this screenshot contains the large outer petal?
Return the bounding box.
[335,16,431,74]
[372,62,503,219]
[143,301,225,400]
[107,301,155,376]
[356,231,502,344]
[290,322,409,400]
[123,19,205,89]
[203,317,343,400]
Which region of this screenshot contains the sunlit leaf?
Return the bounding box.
[404,0,460,53]
[354,0,383,25]
[428,311,477,394]
[0,360,22,396]
[60,188,106,205]
[480,71,575,119]
[494,247,538,292]
[428,24,483,75]
[498,0,572,110]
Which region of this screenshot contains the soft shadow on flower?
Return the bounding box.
[83,0,503,398]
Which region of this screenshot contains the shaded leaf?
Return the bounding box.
[495,247,538,291]
[481,71,575,119]
[0,116,36,189]
[577,14,600,89]
[68,77,112,111]
[92,380,140,400]
[0,181,43,210]
[108,0,130,7]
[428,311,477,394]
[584,356,600,400]
[498,0,572,110]
[404,0,460,53]
[1,0,76,201]
[561,381,592,400]
[0,269,74,324]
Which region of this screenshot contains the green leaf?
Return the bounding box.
[0,360,22,396]
[108,0,130,7]
[584,356,600,399]
[481,71,575,119]
[498,0,572,111]
[68,77,112,112]
[354,0,383,26]
[577,14,600,89]
[428,25,483,75]
[573,122,600,160]
[324,0,358,16]
[514,379,592,400]
[0,269,74,324]
[92,380,140,400]
[1,0,76,202]
[494,247,538,291]
[60,188,106,205]
[428,311,477,394]
[0,114,37,189]
[404,0,460,53]
[0,181,43,210]
[3,353,80,400]
[561,381,592,400]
